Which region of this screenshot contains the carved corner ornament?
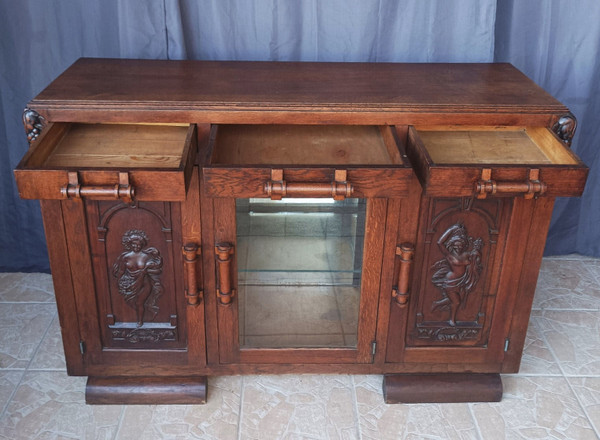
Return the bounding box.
[22,108,46,143]
[552,113,577,146]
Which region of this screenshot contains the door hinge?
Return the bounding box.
[79,340,86,355]
[371,341,377,361]
[504,338,510,352]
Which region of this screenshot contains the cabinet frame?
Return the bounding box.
[203,196,388,365]
[15,59,589,404]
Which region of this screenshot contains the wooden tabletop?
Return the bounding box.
[29,58,567,125]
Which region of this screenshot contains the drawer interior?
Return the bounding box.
[413,126,578,165]
[210,125,402,166]
[38,123,191,169]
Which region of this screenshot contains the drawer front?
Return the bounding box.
[203,166,411,198]
[202,124,412,198]
[407,126,588,198]
[15,123,197,201]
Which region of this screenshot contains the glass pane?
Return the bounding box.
[236,198,365,349]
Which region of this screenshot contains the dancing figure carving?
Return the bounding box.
[112,230,163,327]
[431,223,483,326]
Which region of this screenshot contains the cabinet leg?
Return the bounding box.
[383,373,502,403]
[86,376,207,404]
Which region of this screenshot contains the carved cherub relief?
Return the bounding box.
[431,223,483,326]
[112,230,164,327]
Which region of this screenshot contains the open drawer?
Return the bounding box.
[202,124,412,198]
[406,126,588,198]
[15,123,197,201]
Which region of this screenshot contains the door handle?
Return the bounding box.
[215,243,235,306]
[475,168,546,199]
[264,169,353,200]
[61,171,135,202]
[182,243,202,306]
[392,243,415,307]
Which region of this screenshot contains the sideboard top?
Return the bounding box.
[29,58,568,125]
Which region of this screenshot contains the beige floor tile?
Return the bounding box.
[0,304,55,369]
[585,259,600,282]
[0,371,122,440]
[0,273,55,303]
[29,316,66,371]
[471,376,597,439]
[518,314,562,375]
[568,377,600,435]
[115,376,242,440]
[533,259,600,310]
[536,310,600,376]
[544,254,597,261]
[355,375,478,440]
[240,374,358,440]
[0,370,24,416]
[2,258,600,437]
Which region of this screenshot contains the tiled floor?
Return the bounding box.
[1,255,600,439]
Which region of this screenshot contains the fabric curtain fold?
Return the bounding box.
[0,0,596,271]
[495,0,600,256]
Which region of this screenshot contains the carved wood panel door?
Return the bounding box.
[73,197,206,374]
[386,196,514,367]
[87,200,186,347]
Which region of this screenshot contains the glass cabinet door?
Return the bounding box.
[236,198,366,349]
[212,196,387,365]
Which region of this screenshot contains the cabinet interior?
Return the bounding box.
[211,124,402,165]
[236,197,365,349]
[414,126,578,165]
[41,123,190,169]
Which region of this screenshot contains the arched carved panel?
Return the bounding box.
[406,197,509,347]
[85,200,185,349]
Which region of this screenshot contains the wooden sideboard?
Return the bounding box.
[14,59,588,404]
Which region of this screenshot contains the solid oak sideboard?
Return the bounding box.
[14,59,588,404]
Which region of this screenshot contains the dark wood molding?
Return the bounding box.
[383,373,502,403]
[86,376,207,404]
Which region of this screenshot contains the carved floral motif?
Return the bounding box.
[431,223,483,326]
[112,229,163,327]
[417,326,480,342]
[111,327,176,343]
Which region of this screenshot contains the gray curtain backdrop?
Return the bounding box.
[0,0,597,271]
[495,0,600,257]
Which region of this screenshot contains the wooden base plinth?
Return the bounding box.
[86,376,207,405]
[383,373,502,404]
